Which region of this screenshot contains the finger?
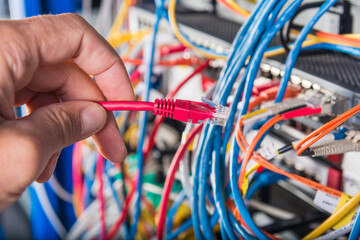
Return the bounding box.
[14,88,35,107]
[28,61,127,162]
[7,14,134,101]
[36,151,61,183]
[0,14,133,121]
[26,92,60,112]
[0,102,106,207]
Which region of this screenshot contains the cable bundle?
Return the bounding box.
[36,1,360,240]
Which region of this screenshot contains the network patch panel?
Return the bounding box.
[132,3,360,128]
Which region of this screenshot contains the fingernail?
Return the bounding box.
[81,103,107,136]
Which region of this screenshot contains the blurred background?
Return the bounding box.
[1,1,360,239]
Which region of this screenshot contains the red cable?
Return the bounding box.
[72,142,84,216]
[129,68,142,83]
[96,155,106,240]
[143,60,210,160]
[122,57,200,66]
[98,101,154,111]
[282,107,322,120]
[156,124,204,240]
[160,44,187,57]
[106,178,137,240]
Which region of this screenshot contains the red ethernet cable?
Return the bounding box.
[98,98,229,125]
[143,60,210,160]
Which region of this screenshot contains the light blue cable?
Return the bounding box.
[229,135,270,239]
[214,0,265,97]
[191,124,208,240]
[221,0,290,160]
[266,43,360,58]
[198,127,215,240]
[196,1,277,239]
[215,1,274,105]
[166,191,186,233]
[349,208,360,240]
[130,1,165,238]
[240,0,303,115]
[166,210,220,240]
[303,43,360,57]
[194,1,278,239]
[211,127,237,240]
[228,3,338,236]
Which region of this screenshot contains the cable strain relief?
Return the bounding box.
[153,99,175,118]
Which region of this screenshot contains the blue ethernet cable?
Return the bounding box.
[228,210,257,240]
[0,224,4,239]
[215,1,275,105]
[227,0,337,228]
[195,1,278,238]
[166,191,186,233]
[211,127,237,240]
[229,135,271,239]
[198,127,215,240]
[222,0,290,154]
[349,208,360,240]
[220,223,229,240]
[105,173,122,212]
[191,125,207,240]
[130,0,165,238]
[168,193,221,240]
[219,0,280,158]
[166,210,220,240]
[240,0,303,115]
[245,170,287,201]
[221,67,249,161]
[303,43,360,58]
[275,0,339,103]
[193,1,278,239]
[166,219,192,240]
[214,0,265,97]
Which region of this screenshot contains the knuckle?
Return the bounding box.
[41,106,81,146]
[0,24,37,83]
[63,13,88,27]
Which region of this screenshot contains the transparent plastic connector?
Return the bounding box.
[201,97,230,126]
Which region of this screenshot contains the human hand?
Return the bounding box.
[0,14,134,210]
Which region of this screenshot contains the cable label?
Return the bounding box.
[258,144,277,160]
[314,190,340,214]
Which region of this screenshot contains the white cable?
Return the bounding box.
[8,0,25,19]
[66,200,100,240]
[179,123,194,203]
[33,183,67,238]
[48,176,73,203]
[81,0,93,21]
[95,0,114,36]
[179,151,193,203]
[314,220,355,240]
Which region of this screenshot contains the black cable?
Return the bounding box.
[270,128,342,171]
[280,1,350,53]
[280,1,327,52]
[262,211,328,234]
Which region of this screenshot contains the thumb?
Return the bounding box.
[0,101,107,206]
[23,101,107,157]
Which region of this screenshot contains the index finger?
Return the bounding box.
[17,13,134,101]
